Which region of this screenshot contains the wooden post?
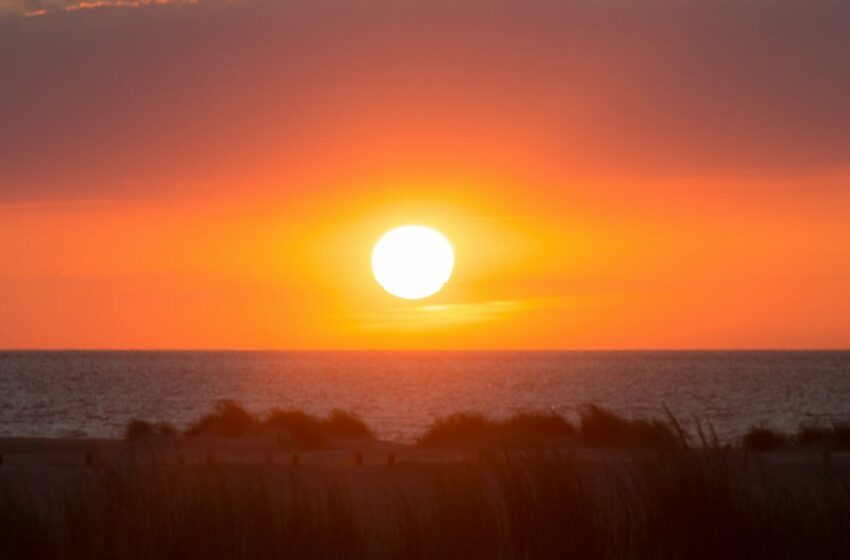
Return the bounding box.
[0,452,4,466]
[387,452,396,468]
[291,454,300,468]
[85,449,97,467]
[178,454,186,466]
[266,452,274,464]
[354,451,362,466]
[205,452,214,466]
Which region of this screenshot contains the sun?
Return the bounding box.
[371,225,455,300]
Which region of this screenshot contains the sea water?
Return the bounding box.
[1,351,848,442]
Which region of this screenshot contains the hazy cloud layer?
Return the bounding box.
[1,0,849,200]
[1,0,201,17]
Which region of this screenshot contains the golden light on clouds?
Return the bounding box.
[2,1,850,349]
[20,0,199,17]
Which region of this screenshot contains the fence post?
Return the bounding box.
[387,453,396,468]
[354,451,362,466]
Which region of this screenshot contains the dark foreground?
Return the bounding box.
[2,436,849,559]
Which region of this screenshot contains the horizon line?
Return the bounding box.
[2,348,850,353]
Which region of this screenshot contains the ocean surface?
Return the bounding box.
[1,351,849,443]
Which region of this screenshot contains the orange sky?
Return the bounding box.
[1,0,849,349]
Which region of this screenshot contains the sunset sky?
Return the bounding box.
[2,0,849,349]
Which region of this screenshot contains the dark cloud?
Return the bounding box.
[1,0,849,201]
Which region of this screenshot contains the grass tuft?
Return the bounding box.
[185,400,260,437]
[3,443,850,559]
[417,413,500,447]
[796,423,832,446]
[794,421,850,451]
[124,419,177,440]
[180,402,374,448]
[503,411,575,437]
[742,425,786,452]
[419,407,681,449]
[265,409,327,448]
[325,409,375,439]
[577,404,681,450]
[832,422,850,451]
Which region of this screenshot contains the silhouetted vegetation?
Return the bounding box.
[740,422,850,452]
[743,425,787,452]
[576,404,681,450]
[833,422,850,450]
[124,419,177,440]
[417,410,575,447]
[0,484,50,559]
[795,422,850,451]
[178,401,374,448]
[418,406,682,449]
[129,401,850,456]
[2,443,850,559]
[418,413,501,446]
[503,410,575,437]
[264,408,328,448]
[185,400,260,437]
[264,408,373,448]
[797,423,832,446]
[742,421,850,452]
[325,409,376,439]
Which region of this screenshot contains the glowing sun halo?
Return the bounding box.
[371,225,455,300]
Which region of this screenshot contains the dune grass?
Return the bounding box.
[418,405,680,449]
[3,442,850,559]
[503,410,575,437]
[576,404,681,450]
[324,409,376,439]
[185,400,260,437]
[139,401,850,454]
[10,403,850,557]
[796,422,850,450]
[49,465,363,559]
[742,425,787,452]
[124,419,178,440]
[417,410,576,447]
[797,423,832,446]
[172,401,374,448]
[417,413,502,446]
[743,422,850,452]
[264,408,374,448]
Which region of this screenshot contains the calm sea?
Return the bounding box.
[1,351,849,443]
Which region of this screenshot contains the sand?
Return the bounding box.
[2,434,847,491]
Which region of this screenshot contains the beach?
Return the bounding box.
[3,428,850,559]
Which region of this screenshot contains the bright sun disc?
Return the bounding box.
[371,225,455,300]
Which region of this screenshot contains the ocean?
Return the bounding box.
[1,351,849,443]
